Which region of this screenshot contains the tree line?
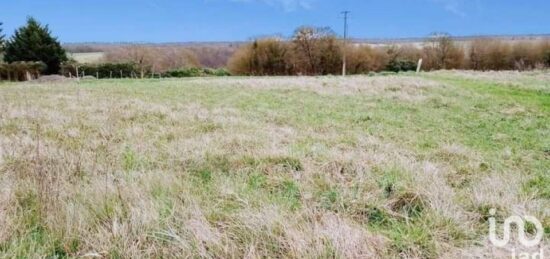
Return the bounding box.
[63,43,239,69]
[1,19,550,81]
[228,27,550,75]
[0,18,224,81]
[0,17,67,80]
[59,63,229,79]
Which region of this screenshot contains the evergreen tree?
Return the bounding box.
[0,22,5,52]
[4,17,67,74]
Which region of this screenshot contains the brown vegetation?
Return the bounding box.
[228,27,345,76]
[227,38,292,76]
[291,27,342,75]
[346,45,388,74]
[0,61,46,81]
[423,33,465,70]
[60,36,550,78]
[227,28,550,75]
[64,43,238,70]
[104,45,200,75]
[186,44,241,68]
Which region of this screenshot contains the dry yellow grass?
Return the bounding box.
[68,52,105,64]
[0,72,548,258]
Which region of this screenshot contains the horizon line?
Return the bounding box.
[61,33,550,46]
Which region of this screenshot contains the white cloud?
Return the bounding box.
[431,0,467,17]
[230,0,314,12]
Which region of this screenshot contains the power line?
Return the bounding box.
[341,11,350,76]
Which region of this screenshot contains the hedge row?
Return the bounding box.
[228,30,550,75]
[163,68,230,77]
[60,63,231,79]
[61,63,143,78]
[0,61,46,81]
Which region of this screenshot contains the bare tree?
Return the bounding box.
[104,45,200,76]
[424,32,464,70]
[228,38,291,76]
[292,26,341,75]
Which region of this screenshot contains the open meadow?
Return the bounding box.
[0,71,548,258]
[68,52,105,64]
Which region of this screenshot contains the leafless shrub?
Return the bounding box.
[423,33,465,70]
[104,45,200,74]
[469,39,513,70]
[346,45,389,74]
[228,38,292,75]
[291,26,342,75]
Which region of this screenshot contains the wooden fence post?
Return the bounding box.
[416,59,423,73]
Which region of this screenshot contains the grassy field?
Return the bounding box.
[68,52,105,64]
[0,71,548,258]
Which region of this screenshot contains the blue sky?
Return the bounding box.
[1,0,549,43]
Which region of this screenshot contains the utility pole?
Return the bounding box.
[341,11,350,76]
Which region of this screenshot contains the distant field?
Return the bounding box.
[0,71,548,257]
[68,52,105,63]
